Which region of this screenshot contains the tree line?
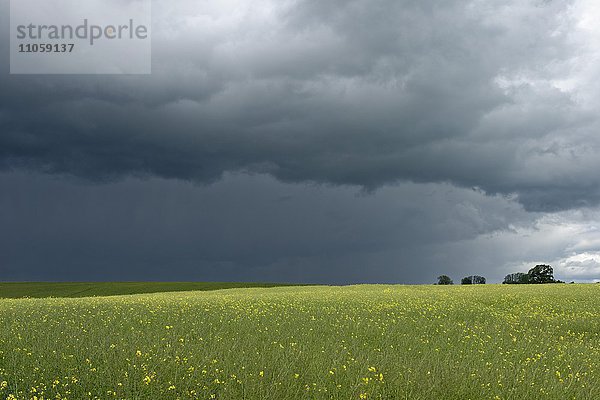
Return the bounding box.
[435,264,562,285]
[436,275,486,285]
[503,264,563,284]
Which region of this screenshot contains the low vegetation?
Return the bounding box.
[0,284,598,399]
[0,282,296,299]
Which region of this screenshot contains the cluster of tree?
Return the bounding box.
[437,275,453,285]
[503,272,530,284]
[503,264,563,284]
[436,275,487,285]
[461,275,486,285]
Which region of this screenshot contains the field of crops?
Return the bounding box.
[0,284,598,399]
[0,282,296,299]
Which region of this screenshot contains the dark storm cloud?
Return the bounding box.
[0,171,534,283]
[1,0,597,211]
[3,0,600,284]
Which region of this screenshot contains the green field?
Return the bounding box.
[0,284,599,399]
[0,282,296,299]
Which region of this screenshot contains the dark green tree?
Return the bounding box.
[437,275,453,285]
[503,272,530,284]
[528,264,555,284]
[461,275,486,285]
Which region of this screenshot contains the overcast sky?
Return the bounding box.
[2,0,600,283]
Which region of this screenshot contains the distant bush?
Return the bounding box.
[503,272,530,284]
[461,275,486,285]
[437,275,453,285]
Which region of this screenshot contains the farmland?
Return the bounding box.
[0,284,598,399]
[0,282,296,299]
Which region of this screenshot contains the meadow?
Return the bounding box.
[0,282,296,299]
[0,284,598,399]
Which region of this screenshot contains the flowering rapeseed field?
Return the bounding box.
[0,284,598,399]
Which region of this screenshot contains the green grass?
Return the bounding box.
[0,282,297,299]
[0,284,599,399]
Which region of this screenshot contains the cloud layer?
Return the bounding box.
[2,0,600,282]
[2,0,600,211]
[0,171,535,283]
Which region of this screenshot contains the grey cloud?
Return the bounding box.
[0,171,534,283]
[2,0,597,212]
